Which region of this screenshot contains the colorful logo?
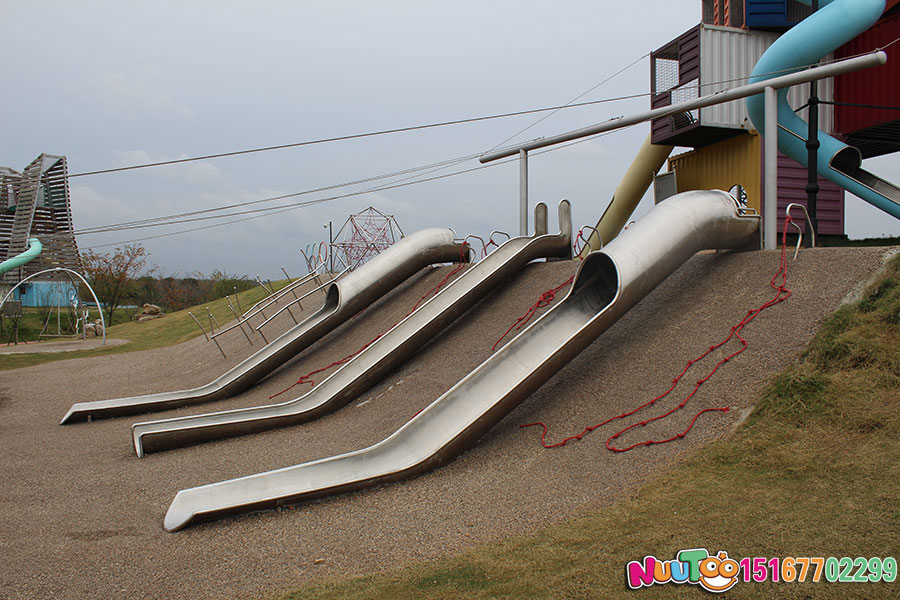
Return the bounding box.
[626,551,897,591]
[627,548,739,593]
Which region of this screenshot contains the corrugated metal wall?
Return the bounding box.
[745,0,812,30]
[775,154,844,235]
[699,25,834,133]
[669,133,763,214]
[834,10,900,135]
[653,24,834,146]
[700,26,778,130]
[666,131,844,235]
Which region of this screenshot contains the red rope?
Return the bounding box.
[269,243,469,399]
[521,215,795,452]
[491,275,574,352]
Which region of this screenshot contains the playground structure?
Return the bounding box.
[0,267,107,346]
[60,228,469,423]
[331,206,404,270]
[51,0,900,531]
[1,154,81,284]
[0,155,104,344]
[163,190,758,531]
[131,201,572,456]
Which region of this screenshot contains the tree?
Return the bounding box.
[81,244,149,324]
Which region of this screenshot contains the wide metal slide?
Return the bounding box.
[163,191,759,531]
[60,228,467,424]
[133,201,572,456]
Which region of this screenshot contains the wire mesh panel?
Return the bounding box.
[730,0,745,27]
[703,0,717,24]
[654,57,681,94]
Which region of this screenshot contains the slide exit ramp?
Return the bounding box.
[60,228,467,424]
[163,190,759,531]
[747,0,900,218]
[133,202,572,456]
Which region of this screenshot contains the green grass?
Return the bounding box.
[272,256,900,599]
[0,280,291,371]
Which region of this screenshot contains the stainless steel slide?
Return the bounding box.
[164,190,759,531]
[133,202,573,456]
[60,228,466,424]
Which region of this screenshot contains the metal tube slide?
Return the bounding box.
[60,228,466,424]
[163,190,759,531]
[133,202,572,456]
[0,238,42,276]
[746,0,900,218]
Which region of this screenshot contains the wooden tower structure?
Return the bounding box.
[1,154,82,284]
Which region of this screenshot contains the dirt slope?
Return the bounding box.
[0,247,892,599]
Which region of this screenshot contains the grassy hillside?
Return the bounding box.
[274,255,900,599]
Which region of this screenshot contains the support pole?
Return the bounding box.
[519,149,528,236]
[764,86,779,250]
[806,0,820,246]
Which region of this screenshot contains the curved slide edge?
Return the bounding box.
[746,0,900,218]
[163,190,759,531]
[580,134,673,257]
[60,228,466,424]
[133,202,573,456]
[0,238,42,277]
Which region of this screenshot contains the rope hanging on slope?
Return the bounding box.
[520,215,795,452]
[491,228,595,351]
[491,276,574,352]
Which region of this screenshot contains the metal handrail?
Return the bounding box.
[480,53,885,164]
[255,267,349,333]
[785,203,816,260]
[575,224,602,255]
[239,271,319,321]
[212,272,328,342]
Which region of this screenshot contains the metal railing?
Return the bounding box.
[479,51,887,250]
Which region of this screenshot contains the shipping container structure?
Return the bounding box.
[744,0,813,31]
[702,0,833,31]
[702,1,900,35]
[667,132,844,234]
[1,154,82,286]
[702,0,746,28]
[650,24,833,148]
[833,4,900,158]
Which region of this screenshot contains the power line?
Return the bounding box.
[487,52,650,153]
[67,95,649,179]
[76,53,656,236]
[75,153,479,235]
[76,53,870,242]
[83,127,624,250]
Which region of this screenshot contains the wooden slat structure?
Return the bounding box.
[1,154,82,284]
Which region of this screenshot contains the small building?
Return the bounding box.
[13,280,79,308]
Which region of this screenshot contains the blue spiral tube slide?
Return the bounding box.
[747,0,900,219]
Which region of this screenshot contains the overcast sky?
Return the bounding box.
[2,1,898,279]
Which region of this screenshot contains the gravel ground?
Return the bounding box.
[0,247,893,600]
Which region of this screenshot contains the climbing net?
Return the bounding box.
[332,207,404,269]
